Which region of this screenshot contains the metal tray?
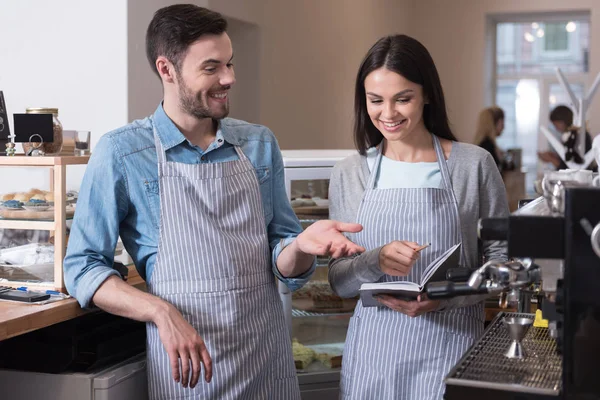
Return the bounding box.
[445,312,561,396]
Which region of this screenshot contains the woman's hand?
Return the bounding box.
[296,220,365,259]
[376,294,440,317]
[379,241,421,276]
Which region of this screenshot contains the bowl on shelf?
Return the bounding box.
[22,204,51,212]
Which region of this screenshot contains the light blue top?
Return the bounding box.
[64,104,315,308]
[365,147,442,189]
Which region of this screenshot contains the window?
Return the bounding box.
[492,16,590,195]
[544,23,569,51]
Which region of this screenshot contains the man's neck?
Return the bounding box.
[162,100,216,150]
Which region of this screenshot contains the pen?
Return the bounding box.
[414,242,431,252]
[16,287,69,297]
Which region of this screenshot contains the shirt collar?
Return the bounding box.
[152,103,240,150]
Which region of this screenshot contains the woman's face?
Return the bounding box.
[364,67,427,142]
[495,118,505,136]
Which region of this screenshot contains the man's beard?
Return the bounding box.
[177,75,230,120]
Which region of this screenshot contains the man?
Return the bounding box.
[64,4,363,399]
[538,105,594,170]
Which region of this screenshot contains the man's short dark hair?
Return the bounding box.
[146,4,227,77]
[550,105,574,127]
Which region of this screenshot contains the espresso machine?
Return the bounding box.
[427,177,600,399]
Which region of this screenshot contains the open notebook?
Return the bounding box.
[359,243,461,307]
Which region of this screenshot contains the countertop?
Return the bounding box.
[0,266,145,341]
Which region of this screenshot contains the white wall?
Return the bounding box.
[0,0,128,192]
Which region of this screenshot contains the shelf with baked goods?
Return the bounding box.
[0,155,89,292]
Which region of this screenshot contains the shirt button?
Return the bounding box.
[201,156,206,161]
[217,139,223,143]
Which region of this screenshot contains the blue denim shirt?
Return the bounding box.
[64,104,315,308]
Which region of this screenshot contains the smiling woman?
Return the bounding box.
[328,34,509,400]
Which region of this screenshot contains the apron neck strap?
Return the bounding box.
[366,134,453,190]
[432,134,452,190]
[153,127,167,164]
[233,145,248,161]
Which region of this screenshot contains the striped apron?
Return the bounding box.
[340,135,484,399]
[146,128,299,400]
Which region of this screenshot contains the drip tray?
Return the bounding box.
[445,312,562,396]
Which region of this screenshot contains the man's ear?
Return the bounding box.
[156,56,176,84]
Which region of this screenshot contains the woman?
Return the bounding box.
[474,106,505,168]
[328,34,509,399]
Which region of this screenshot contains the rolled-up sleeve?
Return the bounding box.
[267,133,315,290]
[64,135,129,308]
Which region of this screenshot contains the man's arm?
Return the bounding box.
[264,133,363,287]
[263,133,316,288]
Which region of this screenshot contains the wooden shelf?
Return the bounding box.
[0,155,89,291]
[0,219,55,230]
[0,155,90,166]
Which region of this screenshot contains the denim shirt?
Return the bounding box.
[64,104,315,308]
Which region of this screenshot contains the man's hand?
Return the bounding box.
[154,303,213,389]
[376,294,440,317]
[379,241,421,276]
[295,220,365,258]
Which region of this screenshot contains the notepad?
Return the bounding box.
[359,243,461,307]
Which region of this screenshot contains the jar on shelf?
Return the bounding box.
[23,107,63,155]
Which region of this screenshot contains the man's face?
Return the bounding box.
[552,120,568,133]
[175,32,235,120]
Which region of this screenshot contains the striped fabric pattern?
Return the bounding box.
[340,135,483,399]
[146,133,300,399]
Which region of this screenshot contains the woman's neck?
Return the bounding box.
[383,128,436,163]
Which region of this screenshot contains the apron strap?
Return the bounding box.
[233,145,248,161]
[432,134,452,190]
[153,128,167,164]
[367,145,384,190]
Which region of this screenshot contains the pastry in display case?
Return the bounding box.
[281,149,357,399]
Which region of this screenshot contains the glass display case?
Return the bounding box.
[0,156,89,291]
[280,149,357,399]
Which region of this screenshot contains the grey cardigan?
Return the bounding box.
[328,141,509,310]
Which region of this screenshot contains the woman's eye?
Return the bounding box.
[397,98,410,104]
[369,99,383,104]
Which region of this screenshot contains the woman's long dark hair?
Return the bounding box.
[354,34,456,154]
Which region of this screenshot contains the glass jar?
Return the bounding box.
[23,107,63,155]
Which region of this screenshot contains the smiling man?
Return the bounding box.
[63,4,364,399]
